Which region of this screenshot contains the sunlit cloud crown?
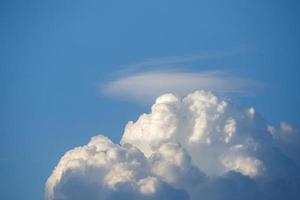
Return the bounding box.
[46,90,300,200]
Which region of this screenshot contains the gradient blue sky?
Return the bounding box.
[1,0,300,199]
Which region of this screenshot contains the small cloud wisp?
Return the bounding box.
[102,71,262,102]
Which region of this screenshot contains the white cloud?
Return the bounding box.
[102,71,262,103]
[46,135,188,200]
[117,49,247,74]
[46,90,300,200]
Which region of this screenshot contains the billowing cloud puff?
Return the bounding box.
[46,91,300,200]
[46,135,189,200]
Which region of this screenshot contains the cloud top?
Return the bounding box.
[46,90,300,200]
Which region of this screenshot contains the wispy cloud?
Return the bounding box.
[102,48,262,103]
[102,71,263,103]
[116,47,249,74]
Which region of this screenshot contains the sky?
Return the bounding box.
[1,0,300,200]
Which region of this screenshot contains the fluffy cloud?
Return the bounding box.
[46,90,300,200]
[46,135,188,200]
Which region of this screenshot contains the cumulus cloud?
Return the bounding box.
[46,90,300,200]
[46,135,188,200]
[102,71,263,102]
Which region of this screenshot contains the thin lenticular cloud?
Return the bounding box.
[102,71,263,102]
[117,48,249,74]
[121,52,230,71]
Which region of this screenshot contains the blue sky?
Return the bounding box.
[1,0,300,199]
